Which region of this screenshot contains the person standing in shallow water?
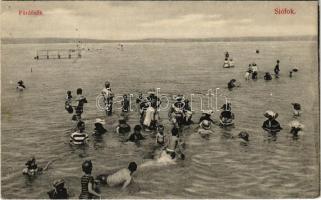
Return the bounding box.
[102,81,114,116]
[274,60,280,78]
[79,160,101,199]
[74,88,87,120]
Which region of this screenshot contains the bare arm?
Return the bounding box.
[122,177,132,189]
[88,182,101,198]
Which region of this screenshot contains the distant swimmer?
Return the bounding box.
[127,125,145,143]
[199,110,214,124]
[102,81,114,116]
[291,103,302,117]
[251,63,258,80]
[96,162,137,189]
[79,160,101,199]
[47,179,69,199]
[264,72,273,80]
[65,90,73,114]
[223,58,230,68]
[116,117,131,134]
[155,125,166,146]
[229,58,235,67]
[262,110,282,135]
[274,60,280,78]
[256,49,260,54]
[16,80,26,91]
[227,79,240,90]
[198,120,213,139]
[219,104,234,127]
[289,120,304,140]
[238,131,249,142]
[70,121,88,145]
[22,156,54,176]
[93,118,107,136]
[73,88,87,121]
[122,94,130,113]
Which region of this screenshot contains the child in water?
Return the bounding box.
[65,91,73,114]
[93,118,107,136]
[116,118,131,134]
[16,80,26,91]
[127,125,145,143]
[23,156,42,175]
[155,125,166,146]
[47,179,68,199]
[79,160,101,199]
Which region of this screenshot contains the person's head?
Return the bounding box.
[277,60,280,63]
[249,64,252,66]
[157,125,164,133]
[82,160,93,174]
[30,156,36,163]
[105,81,110,88]
[134,125,142,133]
[238,131,249,142]
[128,162,137,173]
[53,179,65,190]
[67,90,71,95]
[123,94,127,99]
[76,88,82,95]
[171,127,179,136]
[201,120,211,130]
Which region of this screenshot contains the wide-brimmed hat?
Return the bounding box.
[175,95,184,101]
[53,179,65,188]
[95,118,105,125]
[202,110,214,115]
[200,120,211,130]
[264,110,278,119]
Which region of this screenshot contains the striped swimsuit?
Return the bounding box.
[79,174,94,199]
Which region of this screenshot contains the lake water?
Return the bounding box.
[1,41,319,198]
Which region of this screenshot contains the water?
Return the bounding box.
[1,41,319,198]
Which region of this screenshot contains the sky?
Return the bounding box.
[1,1,318,40]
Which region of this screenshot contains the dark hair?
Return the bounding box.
[134,125,142,132]
[171,127,178,136]
[128,162,137,172]
[77,88,82,95]
[67,91,71,95]
[82,160,92,174]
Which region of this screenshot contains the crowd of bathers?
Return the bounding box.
[18,50,305,199]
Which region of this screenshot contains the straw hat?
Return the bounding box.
[95,118,105,125]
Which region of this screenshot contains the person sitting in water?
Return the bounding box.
[238,131,249,142]
[228,58,234,67]
[199,110,214,124]
[223,58,229,68]
[251,63,258,80]
[155,125,166,146]
[93,118,107,136]
[262,110,282,135]
[23,156,42,175]
[16,80,26,91]
[198,120,213,139]
[70,123,88,145]
[274,60,280,78]
[65,90,73,114]
[220,106,234,125]
[127,125,145,143]
[116,118,131,134]
[122,94,130,113]
[289,120,304,140]
[264,72,272,80]
[228,79,239,90]
[291,103,301,117]
[73,88,87,121]
[95,162,137,189]
[47,178,69,199]
[79,160,101,199]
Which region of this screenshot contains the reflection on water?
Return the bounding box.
[1,41,319,198]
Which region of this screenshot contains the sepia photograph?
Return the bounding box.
[1,1,320,199]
